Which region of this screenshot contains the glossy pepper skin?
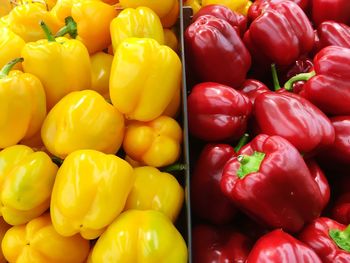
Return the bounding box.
[185,15,251,87]
[110,7,164,54]
[0,27,25,70]
[124,166,184,222]
[254,91,335,154]
[246,229,322,263]
[89,210,188,263]
[238,79,269,104]
[184,0,202,14]
[123,116,182,167]
[221,135,324,232]
[5,3,60,42]
[192,4,247,36]
[41,90,124,159]
[285,46,350,116]
[202,0,252,15]
[0,58,46,149]
[191,144,237,225]
[332,193,350,225]
[110,38,181,122]
[0,218,10,263]
[50,150,134,240]
[193,224,251,263]
[2,214,90,263]
[22,30,91,110]
[244,0,314,66]
[188,82,252,142]
[316,21,350,51]
[0,145,58,225]
[90,51,113,98]
[312,0,350,26]
[299,217,350,263]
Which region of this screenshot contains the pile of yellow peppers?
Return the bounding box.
[0,0,187,262]
[184,0,252,15]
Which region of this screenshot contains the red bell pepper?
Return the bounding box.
[192,5,247,37]
[332,193,350,225]
[185,15,251,87]
[312,0,350,27]
[285,46,350,116]
[187,82,252,141]
[238,79,269,104]
[316,21,350,51]
[299,217,350,263]
[193,224,252,263]
[246,229,322,263]
[244,0,314,66]
[220,134,324,232]
[253,90,334,154]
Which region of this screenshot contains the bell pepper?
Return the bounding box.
[90,51,113,98]
[193,224,252,263]
[285,46,350,116]
[238,79,269,104]
[163,28,178,52]
[312,0,350,27]
[202,0,252,15]
[246,229,322,262]
[110,38,181,121]
[0,26,25,70]
[0,58,46,149]
[163,88,181,118]
[22,22,91,109]
[0,145,58,225]
[316,21,350,51]
[184,0,201,15]
[254,91,335,154]
[221,134,324,232]
[41,90,124,159]
[2,213,90,263]
[0,0,12,17]
[160,0,179,28]
[244,0,314,66]
[0,218,10,263]
[185,15,251,87]
[123,116,182,167]
[5,2,60,42]
[110,7,164,53]
[50,149,134,239]
[54,0,117,54]
[192,4,247,36]
[88,210,188,263]
[299,217,350,262]
[191,144,238,224]
[124,166,184,222]
[332,193,350,225]
[187,82,252,141]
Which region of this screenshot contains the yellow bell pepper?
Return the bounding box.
[163,86,180,117]
[110,7,164,53]
[110,38,181,121]
[0,0,12,17]
[202,0,252,15]
[0,27,25,71]
[2,213,90,263]
[125,166,184,222]
[53,0,117,54]
[0,218,11,263]
[124,155,143,167]
[89,210,188,263]
[41,90,124,159]
[90,51,113,98]
[0,145,58,225]
[184,0,201,15]
[160,0,179,28]
[21,22,91,109]
[163,28,178,52]
[123,116,182,167]
[50,150,134,239]
[5,3,60,42]
[0,58,46,149]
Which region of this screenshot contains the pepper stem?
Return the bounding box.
[284,71,316,91]
[271,64,280,91]
[234,133,249,152]
[51,156,63,166]
[329,224,350,252]
[162,163,187,173]
[55,16,78,39]
[0,57,24,78]
[237,151,265,179]
[40,20,56,42]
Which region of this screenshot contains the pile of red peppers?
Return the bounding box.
[186,1,350,262]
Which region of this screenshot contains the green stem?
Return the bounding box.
[284,71,316,91]
[162,163,187,173]
[234,133,249,152]
[271,64,280,91]
[0,57,24,78]
[329,224,350,252]
[237,151,265,179]
[51,156,63,166]
[55,16,77,39]
[40,20,56,42]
